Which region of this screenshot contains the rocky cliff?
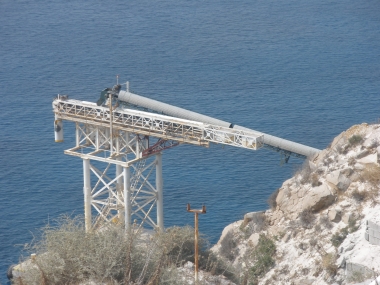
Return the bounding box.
[212,123,380,285]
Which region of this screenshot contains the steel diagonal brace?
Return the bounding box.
[142,138,180,157]
[263,144,307,163]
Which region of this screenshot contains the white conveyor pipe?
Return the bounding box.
[118,90,320,158]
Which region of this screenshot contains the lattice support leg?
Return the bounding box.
[124,166,131,231]
[156,153,164,231]
[83,158,92,232]
[116,163,124,224]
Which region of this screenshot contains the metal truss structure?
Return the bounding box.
[53,96,264,232]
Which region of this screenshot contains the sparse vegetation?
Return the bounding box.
[331,227,349,247]
[240,213,268,239]
[336,143,349,154]
[351,188,366,202]
[267,188,280,210]
[360,164,380,186]
[322,253,338,276]
[348,135,363,147]
[296,161,312,185]
[309,238,317,247]
[299,209,315,229]
[348,156,356,166]
[14,216,234,285]
[331,218,359,247]
[220,231,237,261]
[320,215,333,229]
[311,173,322,187]
[351,166,380,205]
[248,234,276,284]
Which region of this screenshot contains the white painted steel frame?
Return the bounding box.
[53,98,264,152]
[84,156,163,232]
[52,97,264,232]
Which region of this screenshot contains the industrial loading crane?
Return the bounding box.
[53,83,320,232]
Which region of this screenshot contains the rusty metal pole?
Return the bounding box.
[194,212,199,282]
[187,204,206,285]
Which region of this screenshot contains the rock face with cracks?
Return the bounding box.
[212,123,380,285]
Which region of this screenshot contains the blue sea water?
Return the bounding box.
[1,0,380,283]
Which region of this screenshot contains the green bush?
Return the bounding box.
[249,234,276,283]
[348,135,363,146]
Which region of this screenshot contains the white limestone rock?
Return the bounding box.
[357,153,378,165]
[302,183,336,212]
[326,170,351,192]
[328,208,341,222]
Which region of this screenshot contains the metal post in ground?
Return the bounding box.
[187,203,206,284]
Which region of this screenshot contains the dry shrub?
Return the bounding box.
[322,253,337,276]
[220,231,237,261]
[319,216,333,229]
[311,173,322,187]
[16,216,231,285]
[267,188,280,210]
[352,165,380,205]
[295,161,312,185]
[360,164,380,186]
[309,238,317,247]
[299,209,315,229]
[351,188,366,202]
[348,156,356,166]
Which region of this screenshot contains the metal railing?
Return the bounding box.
[53,98,264,151]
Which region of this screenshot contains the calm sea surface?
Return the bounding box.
[1,0,380,282]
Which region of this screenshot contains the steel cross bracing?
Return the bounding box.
[53,97,264,232]
[88,157,161,231]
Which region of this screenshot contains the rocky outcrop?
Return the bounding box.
[275,181,336,219]
[212,123,380,285]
